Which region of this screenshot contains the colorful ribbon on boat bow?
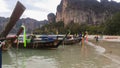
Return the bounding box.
[21,25,26,47]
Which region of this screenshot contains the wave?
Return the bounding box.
[86,41,105,54]
[87,41,120,65]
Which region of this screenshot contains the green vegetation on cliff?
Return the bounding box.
[34,12,120,35]
[34,21,100,35]
[104,12,120,35]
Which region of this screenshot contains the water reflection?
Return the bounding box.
[2,52,12,65]
[2,43,120,68]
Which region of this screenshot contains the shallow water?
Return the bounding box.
[2,43,120,68]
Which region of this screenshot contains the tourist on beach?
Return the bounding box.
[81,32,85,46]
[85,31,88,42]
[79,32,82,39]
[95,35,99,42]
[81,36,85,47]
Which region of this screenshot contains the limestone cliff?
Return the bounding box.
[56,0,120,25]
[47,13,56,23]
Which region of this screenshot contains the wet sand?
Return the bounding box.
[88,39,120,56]
[88,39,120,65]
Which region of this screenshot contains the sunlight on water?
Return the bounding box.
[25,56,57,68]
[86,41,105,54]
[2,43,120,68]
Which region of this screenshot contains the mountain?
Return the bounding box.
[47,13,56,23]
[56,0,120,25]
[0,17,48,33]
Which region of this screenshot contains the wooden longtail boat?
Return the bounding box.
[57,35,82,45]
[12,32,69,49]
[64,38,81,45]
[0,1,25,67]
[0,1,26,51]
[64,35,82,45]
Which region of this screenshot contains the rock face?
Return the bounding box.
[47,13,56,23]
[56,0,120,25]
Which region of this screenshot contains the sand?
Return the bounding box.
[88,35,120,55]
[88,39,120,56]
[87,38,120,65]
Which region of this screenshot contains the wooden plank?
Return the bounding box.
[0,1,26,38]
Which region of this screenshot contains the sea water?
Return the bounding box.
[2,43,120,68]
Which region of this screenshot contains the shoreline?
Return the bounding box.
[87,39,120,65]
[88,35,120,42]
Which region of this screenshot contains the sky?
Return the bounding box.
[0,0,120,21]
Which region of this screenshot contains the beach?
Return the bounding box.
[88,35,120,65]
[89,39,120,56]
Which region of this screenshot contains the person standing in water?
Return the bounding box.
[81,32,85,47]
[95,35,99,43]
[81,35,84,48]
[85,31,88,42]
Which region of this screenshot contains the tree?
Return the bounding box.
[104,12,120,35]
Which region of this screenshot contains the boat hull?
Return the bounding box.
[64,38,81,45]
[12,40,60,49]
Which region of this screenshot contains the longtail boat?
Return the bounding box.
[12,32,69,49]
[63,35,82,45]
[0,1,26,67]
[56,35,82,45]
[0,1,26,51]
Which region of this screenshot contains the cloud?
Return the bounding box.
[22,10,48,21]
[0,0,10,13]
[0,0,61,20]
[24,0,61,13]
[4,0,120,21]
[21,0,61,20]
[114,0,120,2]
[98,0,120,2]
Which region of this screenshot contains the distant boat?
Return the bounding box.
[63,35,82,45]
